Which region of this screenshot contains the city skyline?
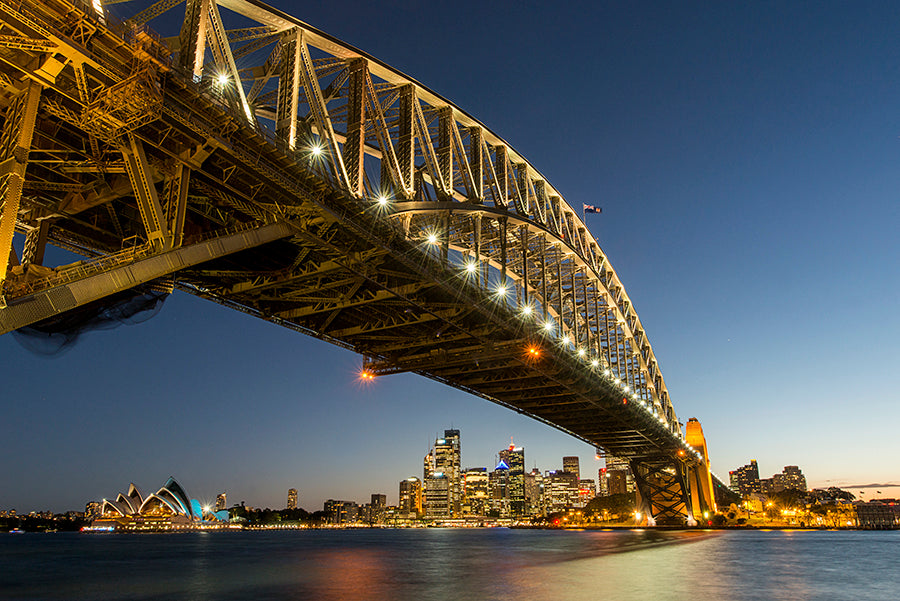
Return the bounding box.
[2,0,899,512]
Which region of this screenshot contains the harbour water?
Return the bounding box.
[2,528,897,600]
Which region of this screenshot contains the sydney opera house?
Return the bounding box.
[92,477,229,531]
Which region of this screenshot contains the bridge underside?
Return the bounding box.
[0,0,724,524]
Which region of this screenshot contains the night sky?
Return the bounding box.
[2,0,899,513]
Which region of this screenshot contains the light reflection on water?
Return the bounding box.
[1,528,898,600]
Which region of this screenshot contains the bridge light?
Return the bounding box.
[465,261,477,274]
[521,305,533,316]
[426,233,438,245]
[359,369,375,381]
[613,378,620,385]
[560,334,570,345]
[310,144,323,157]
[604,369,611,376]
[528,346,541,358]
[495,283,509,297]
[577,348,586,357]
[590,358,599,367]
[376,195,389,206]
[216,73,229,86]
[623,385,630,393]
[543,320,555,332]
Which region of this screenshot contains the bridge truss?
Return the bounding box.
[0,0,730,523]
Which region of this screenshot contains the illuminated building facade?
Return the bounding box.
[578,479,596,507]
[489,460,511,517]
[434,430,461,516]
[544,470,578,512]
[287,488,298,510]
[462,468,489,516]
[399,477,423,517]
[562,456,580,479]
[324,500,358,524]
[525,468,544,516]
[424,473,450,519]
[94,477,212,531]
[215,493,227,512]
[730,460,761,496]
[499,444,526,516]
[604,454,635,494]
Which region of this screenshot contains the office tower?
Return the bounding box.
[215,493,227,511]
[399,477,423,517]
[424,473,450,519]
[370,494,387,523]
[605,454,635,493]
[434,429,461,516]
[490,459,511,517]
[562,456,580,479]
[462,468,489,516]
[524,468,544,516]
[287,488,298,510]
[544,470,579,512]
[499,443,526,517]
[85,501,101,520]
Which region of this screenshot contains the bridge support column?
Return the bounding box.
[0,80,41,306]
[630,457,692,526]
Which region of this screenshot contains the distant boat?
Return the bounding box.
[9,528,25,534]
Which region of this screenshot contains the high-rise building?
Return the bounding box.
[562,456,580,479]
[287,488,298,510]
[489,460,511,517]
[524,468,544,516]
[499,443,525,517]
[434,430,461,516]
[399,477,423,517]
[215,493,227,512]
[85,501,101,520]
[730,460,761,496]
[544,470,579,512]
[462,468,489,516]
[604,454,635,494]
[370,494,387,523]
[424,473,450,519]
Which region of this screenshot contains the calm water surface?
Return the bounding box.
[1,528,897,600]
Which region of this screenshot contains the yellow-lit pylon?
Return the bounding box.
[685,417,716,520]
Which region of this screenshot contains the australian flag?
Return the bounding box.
[583,204,602,214]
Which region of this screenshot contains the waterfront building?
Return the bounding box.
[399,477,423,518]
[434,430,462,516]
[84,501,101,521]
[94,477,210,531]
[562,456,580,479]
[782,466,807,492]
[499,443,526,517]
[287,488,298,510]
[370,494,386,523]
[462,468,489,516]
[424,473,450,519]
[324,500,358,525]
[215,493,227,512]
[730,460,761,496]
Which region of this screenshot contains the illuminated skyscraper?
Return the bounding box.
[399,477,423,517]
[525,468,544,516]
[604,454,635,493]
[424,473,450,519]
[489,460,511,517]
[562,456,580,479]
[434,429,461,516]
[462,468,489,516]
[730,460,761,496]
[287,488,298,510]
[215,493,227,512]
[578,479,596,506]
[499,443,526,517]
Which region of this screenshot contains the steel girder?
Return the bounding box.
[0,0,727,520]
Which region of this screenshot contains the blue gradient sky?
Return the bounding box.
[2,0,899,512]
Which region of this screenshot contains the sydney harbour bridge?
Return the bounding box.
[0,0,732,524]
